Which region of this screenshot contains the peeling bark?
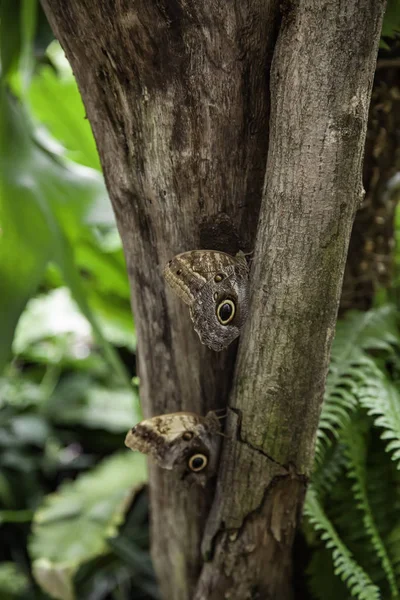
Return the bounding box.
[40,0,386,598]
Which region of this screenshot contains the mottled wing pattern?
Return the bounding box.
[125,412,204,453]
[163,250,244,306]
[189,252,249,350]
[190,265,249,351]
[125,411,221,485]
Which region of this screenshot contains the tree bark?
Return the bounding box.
[195,3,386,598]
[40,1,279,598]
[40,1,386,599]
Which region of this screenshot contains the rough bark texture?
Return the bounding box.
[194,3,386,598]
[40,1,386,599]
[40,1,279,598]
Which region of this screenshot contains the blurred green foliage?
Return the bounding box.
[0,3,153,599]
[304,307,400,600]
[0,2,400,600]
[381,0,400,47]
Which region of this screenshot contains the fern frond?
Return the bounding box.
[316,356,377,466]
[312,442,347,497]
[358,376,400,469]
[307,548,352,600]
[304,488,381,600]
[332,306,399,357]
[366,434,400,588]
[315,306,399,467]
[387,525,400,583]
[307,306,400,599]
[344,423,399,598]
[323,437,376,554]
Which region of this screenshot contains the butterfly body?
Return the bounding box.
[164,250,249,351]
[125,411,221,486]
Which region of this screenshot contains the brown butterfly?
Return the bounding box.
[125,411,222,486]
[163,250,249,351]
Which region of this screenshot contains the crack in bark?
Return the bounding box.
[196,470,308,599]
[200,408,308,566]
[229,406,290,471]
[203,471,290,562]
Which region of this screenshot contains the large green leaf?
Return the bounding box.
[28,46,101,171]
[14,288,93,360]
[0,4,127,378]
[0,89,129,382]
[30,452,147,600]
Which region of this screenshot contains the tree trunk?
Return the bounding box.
[40,1,386,599]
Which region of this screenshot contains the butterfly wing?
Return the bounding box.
[125,411,221,485]
[163,250,244,306]
[189,259,249,351]
[125,412,201,460]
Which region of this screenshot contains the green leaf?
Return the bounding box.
[0,89,128,382]
[0,0,22,79]
[13,288,91,352]
[28,49,101,171]
[47,373,142,433]
[0,89,100,362]
[0,561,29,599]
[74,231,130,300]
[30,452,147,600]
[19,0,38,91]
[12,288,103,372]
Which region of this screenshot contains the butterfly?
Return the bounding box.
[125,411,222,486]
[164,250,249,351]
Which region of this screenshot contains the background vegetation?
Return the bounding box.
[1,2,400,599]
